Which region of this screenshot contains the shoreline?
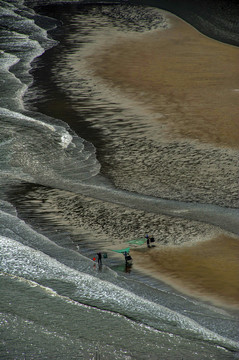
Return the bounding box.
[8,184,239,310]
[15,4,239,310]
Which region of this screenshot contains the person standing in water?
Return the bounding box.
[145,234,150,248]
[97,252,102,265]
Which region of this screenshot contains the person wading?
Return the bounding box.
[97,252,102,265]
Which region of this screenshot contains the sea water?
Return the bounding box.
[0,1,239,359]
[1,199,239,359]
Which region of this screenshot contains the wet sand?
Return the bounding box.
[22,7,239,309]
[55,10,238,208]
[87,11,239,148]
[81,11,239,307]
[13,185,239,309]
[131,234,239,309]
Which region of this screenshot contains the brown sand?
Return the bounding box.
[47,11,239,308]
[84,15,239,307]
[88,12,239,148]
[131,234,239,309]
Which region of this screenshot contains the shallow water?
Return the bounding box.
[131,235,239,308]
[1,1,239,359]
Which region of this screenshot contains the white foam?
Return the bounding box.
[60,131,73,149]
[0,51,20,71]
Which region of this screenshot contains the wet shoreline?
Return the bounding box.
[131,235,239,310]
[7,183,239,310]
[9,3,239,310]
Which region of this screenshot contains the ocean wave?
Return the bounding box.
[1,234,238,351]
[0,1,101,187]
[0,108,100,187]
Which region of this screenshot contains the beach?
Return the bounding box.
[36,8,239,308]
[59,9,239,209]
[12,183,239,310]
[87,12,239,148]
[1,2,239,358]
[131,235,239,309]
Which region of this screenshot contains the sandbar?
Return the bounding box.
[87,11,239,148]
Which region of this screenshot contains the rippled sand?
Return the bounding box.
[56,10,238,208]
[81,12,239,307]
[45,9,239,308]
[88,12,239,148]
